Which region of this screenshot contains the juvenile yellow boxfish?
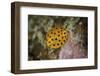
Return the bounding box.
[46,26,69,49]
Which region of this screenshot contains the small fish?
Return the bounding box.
[46,25,69,49]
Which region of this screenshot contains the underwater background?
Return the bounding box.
[28,15,88,60]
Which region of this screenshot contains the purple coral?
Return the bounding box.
[59,38,87,59]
